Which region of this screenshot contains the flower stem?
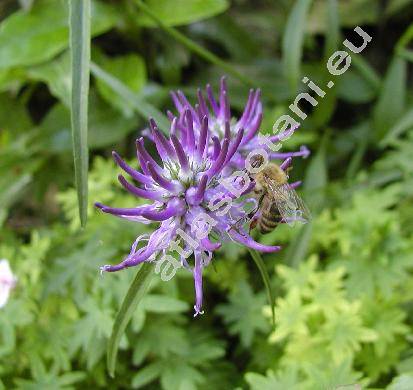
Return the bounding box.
[248,249,276,328]
[107,262,154,377]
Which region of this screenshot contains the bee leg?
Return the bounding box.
[249,217,259,234]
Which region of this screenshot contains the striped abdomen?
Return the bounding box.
[258,195,282,234]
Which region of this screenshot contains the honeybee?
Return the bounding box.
[249,158,310,234]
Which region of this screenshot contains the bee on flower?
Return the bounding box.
[96,78,309,316]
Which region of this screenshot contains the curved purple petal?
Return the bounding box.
[206,83,219,116]
[185,109,196,153]
[270,145,310,160]
[280,157,292,171]
[146,161,180,192]
[171,135,189,172]
[229,229,281,253]
[197,116,209,159]
[201,237,221,251]
[118,175,164,201]
[186,174,208,206]
[207,138,229,177]
[193,251,204,317]
[224,128,244,165]
[112,151,152,185]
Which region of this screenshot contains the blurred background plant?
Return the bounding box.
[1,0,413,389]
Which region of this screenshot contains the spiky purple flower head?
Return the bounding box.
[169,77,310,172]
[96,77,309,316]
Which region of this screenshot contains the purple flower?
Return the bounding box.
[96,78,309,316]
[168,77,310,173]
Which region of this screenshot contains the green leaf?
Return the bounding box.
[282,0,313,91]
[285,137,327,267]
[303,134,328,211]
[69,0,91,227]
[27,51,72,106]
[398,48,413,62]
[0,0,118,70]
[137,0,229,27]
[346,121,371,180]
[324,0,339,59]
[387,373,413,390]
[245,368,302,390]
[131,361,163,389]
[386,0,413,16]
[94,52,147,117]
[381,107,413,146]
[216,281,269,347]
[284,223,313,268]
[90,62,170,134]
[374,56,407,140]
[142,294,189,313]
[133,0,255,88]
[107,263,154,378]
[336,69,377,103]
[351,54,381,92]
[37,95,137,152]
[248,249,275,328]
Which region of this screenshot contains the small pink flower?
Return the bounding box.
[0,259,16,308]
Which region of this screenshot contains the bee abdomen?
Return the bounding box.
[258,214,281,234]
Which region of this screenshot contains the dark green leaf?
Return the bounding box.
[303,135,328,211]
[27,51,71,106]
[37,94,137,151]
[324,0,339,58]
[137,0,229,27]
[69,0,91,227]
[351,54,381,92]
[134,0,255,88]
[336,69,377,103]
[282,0,313,91]
[373,56,407,140]
[94,52,147,117]
[381,108,413,146]
[90,62,170,134]
[0,0,118,70]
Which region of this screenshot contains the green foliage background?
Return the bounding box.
[1,0,413,388]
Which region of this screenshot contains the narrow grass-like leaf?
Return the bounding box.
[134,0,255,88]
[69,0,91,227]
[282,0,313,91]
[351,54,381,92]
[346,122,371,180]
[373,56,407,140]
[248,249,275,327]
[398,48,413,62]
[324,0,339,59]
[90,62,169,134]
[286,136,327,268]
[303,134,328,212]
[285,223,313,268]
[395,23,413,52]
[107,262,154,378]
[381,108,413,146]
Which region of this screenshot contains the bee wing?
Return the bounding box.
[264,177,311,225]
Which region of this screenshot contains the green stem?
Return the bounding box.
[107,262,154,377]
[134,0,255,88]
[248,249,276,327]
